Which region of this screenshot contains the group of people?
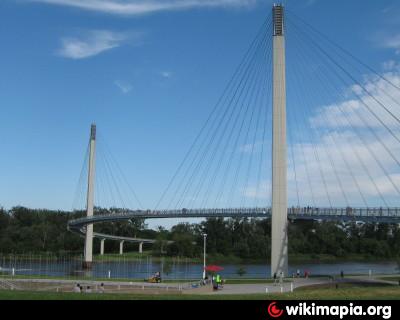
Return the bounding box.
[273,269,310,284]
[293,269,310,278]
[73,283,105,293]
[202,274,224,290]
[273,271,285,285]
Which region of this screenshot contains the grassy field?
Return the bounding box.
[377,276,400,282]
[0,285,399,300]
[1,274,297,284]
[224,279,292,284]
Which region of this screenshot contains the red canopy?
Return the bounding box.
[204,265,224,272]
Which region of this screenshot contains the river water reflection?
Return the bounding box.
[0,255,397,280]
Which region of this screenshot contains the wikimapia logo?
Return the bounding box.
[267,302,392,319]
[267,302,284,318]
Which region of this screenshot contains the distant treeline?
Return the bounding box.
[0,207,400,261]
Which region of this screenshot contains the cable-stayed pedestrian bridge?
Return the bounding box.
[68,206,400,237]
[71,4,400,273]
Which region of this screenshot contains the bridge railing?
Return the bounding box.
[69,207,400,227]
[287,207,400,217]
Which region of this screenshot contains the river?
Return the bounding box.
[0,256,398,280]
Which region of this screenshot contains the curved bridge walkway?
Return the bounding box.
[68,207,400,252]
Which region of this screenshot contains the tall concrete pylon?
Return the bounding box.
[271,4,288,277]
[83,124,96,269]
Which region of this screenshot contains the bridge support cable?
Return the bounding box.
[191,25,272,210]
[97,144,118,209]
[201,37,272,207]
[288,27,385,208]
[289,20,400,147]
[281,29,335,208]
[188,27,272,210]
[287,24,355,208]
[287,65,334,209]
[286,9,400,94]
[211,36,273,209]
[286,20,392,207]
[289,23,400,201]
[254,76,273,209]
[173,27,270,210]
[286,18,398,207]
[287,96,300,208]
[155,16,274,211]
[78,130,144,214]
[225,32,272,208]
[239,47,273,209]
[101,147,127,210]
[72,141,90,212]
[226,28,272,209]
[287,23,369,207]
[163,16,271,210]
[96,146,116,210]
[99,134,143,210]
[154,15,272,211]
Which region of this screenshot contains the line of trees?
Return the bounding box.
[0,207,400,261]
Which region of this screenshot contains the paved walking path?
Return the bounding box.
[1,275,398,295]
[191,276,400,295]
[200,278,328,295]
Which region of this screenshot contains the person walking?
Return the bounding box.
[273,272,277,285]
[212,275,218,291]
[279,271,284,286]
[99,283,105,293]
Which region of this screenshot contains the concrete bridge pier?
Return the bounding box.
[119,241,124,255]
[83,124,96,270]
[271,4,288,277]
[139,242,143,254]
[100,239,105,255]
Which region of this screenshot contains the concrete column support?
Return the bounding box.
[83,124,96,269]
[100,239,105,255]
[139,242,143,254]
[271,4,288,277]
[119,241,124,255]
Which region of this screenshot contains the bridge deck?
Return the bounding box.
[68,207,400,243]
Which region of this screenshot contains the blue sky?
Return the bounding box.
[1,0,400,228]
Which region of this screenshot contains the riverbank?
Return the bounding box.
[1,252,397,265]
[93,252,398,265]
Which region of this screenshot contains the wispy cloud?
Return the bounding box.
[29,0,260,16]
[114,80,133,94]
[305,0,317,6]
[160,71,172,78]
[57,30,130,59]
[381,34,400,55]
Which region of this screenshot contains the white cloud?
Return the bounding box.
[243,67,400,207]
[382,60,398,71]
[310,71,400,129]
[114,80,133,93]
[29,0,260,16]
[57,30,129,59]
